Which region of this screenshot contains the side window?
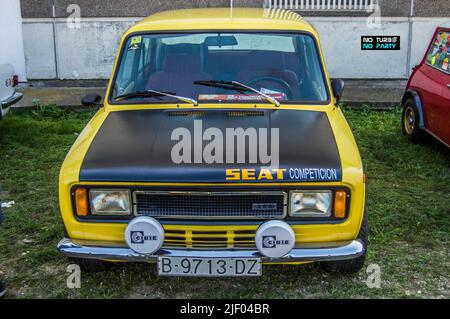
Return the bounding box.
[115,47,137,96]
[426,31,450,74]
[119,51,135,80]
[143,37,152,65]
[115,36,153,96]
[303,37,328,101]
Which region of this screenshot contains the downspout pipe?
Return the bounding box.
[405,0,415,78]
[51,0,59,79]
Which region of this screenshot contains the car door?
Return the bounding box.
[420,28,450,145]
[441,69,450,145]
[434,29,450,146]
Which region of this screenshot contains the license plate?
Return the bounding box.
[157,257,261,277]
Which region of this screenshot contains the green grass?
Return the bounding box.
[0,106,448,299]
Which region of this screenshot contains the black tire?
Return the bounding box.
[68,257,112,273]
[319,207,368,274]
[402,98,426,143]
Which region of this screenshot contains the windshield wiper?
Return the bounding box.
[114,89,198,106]
[194,80,281,107]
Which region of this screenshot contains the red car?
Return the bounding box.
[402,27,450,147]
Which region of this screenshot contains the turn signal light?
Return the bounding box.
[334,191,347,218]
[75,188,89,216]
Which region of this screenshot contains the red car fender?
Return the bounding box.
[401,89,425,130]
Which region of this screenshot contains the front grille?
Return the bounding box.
[134,191,287,219]
[164,229,256,248]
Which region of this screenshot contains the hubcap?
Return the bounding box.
[404,106,415,135]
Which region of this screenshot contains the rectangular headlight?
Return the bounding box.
[89,189,132,215]
[289,191,332,217]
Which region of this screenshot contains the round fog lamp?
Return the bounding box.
[125,216,164,255]
[255,220,295,258]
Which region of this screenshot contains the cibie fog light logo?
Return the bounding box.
[171,120,279,168]
[262,236,290,248]
[130,231,158,244]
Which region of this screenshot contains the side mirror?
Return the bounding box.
[81,93,103,107]
[331,79,345,106]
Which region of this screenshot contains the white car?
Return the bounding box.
[0,64,22,119]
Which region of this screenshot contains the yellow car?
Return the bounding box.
[57,8,367,276]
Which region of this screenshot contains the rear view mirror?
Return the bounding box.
[204,35,238,47]
[331,79,345,106]
[81,93,103,107]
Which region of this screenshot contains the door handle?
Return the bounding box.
[448,84,450,89]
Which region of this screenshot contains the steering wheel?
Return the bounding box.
[247,76,293,100]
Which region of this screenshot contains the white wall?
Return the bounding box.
[410,18,450,69]
[309,17,410,79]
[22,23,56,79]
[21,17,450,80]
[0,0,27,81]
[56,20,137,79]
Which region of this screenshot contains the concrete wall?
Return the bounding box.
[19,0,450,80]
[310,18,410,79]
[22,22,56,79]
[22,18,137,79]
[20,0,450,18]
[312,17,450,79]
[410,18,450,69]
[0,0,27,81]
[55,20,137,79]
[20,0,262,17]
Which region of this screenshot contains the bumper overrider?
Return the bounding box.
[1,92,23,108]
[57,217,365,263]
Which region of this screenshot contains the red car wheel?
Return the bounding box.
[402,98,426,143]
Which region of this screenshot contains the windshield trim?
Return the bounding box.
[107,30,331,107]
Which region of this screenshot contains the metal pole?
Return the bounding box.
[51,0,59,79]
[406,0,415,78]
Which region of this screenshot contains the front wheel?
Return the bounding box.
[319,208,368,274]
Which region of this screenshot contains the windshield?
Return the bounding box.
[110,32,330,104]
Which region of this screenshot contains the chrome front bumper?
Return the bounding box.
[1,92,23,108]
[57,238,365,263]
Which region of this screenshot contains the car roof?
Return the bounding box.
[125,8,317,36]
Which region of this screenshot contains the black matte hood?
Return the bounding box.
[80,109,341,183]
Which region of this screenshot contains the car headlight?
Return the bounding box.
[89,189,132,215]
[289,191,332,217]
